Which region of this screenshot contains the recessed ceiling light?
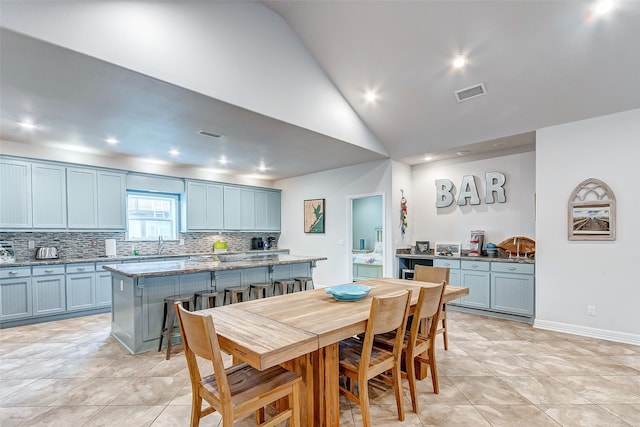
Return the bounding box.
[456,150,470,156]
[105,137,119,144]
[594,0,614,15]
[424,156,433,162]
[219,156,228,165]
[18,120,37,130]
[258,163,267,172]
[453,55,467,69]
[169,149,180,156]
[364,90,378,103]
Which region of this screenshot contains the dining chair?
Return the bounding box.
[414,265,450,350]
[174,302,302,427]
[338,290,411,427]
[375,282,446,413]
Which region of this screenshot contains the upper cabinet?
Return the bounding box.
[0,159,32,228]
[97,171,126,229]
[255,189,281,231]
[186,181,224,230]
[32,162,67,229]
[223,186,256,230]
[67,168,125,229]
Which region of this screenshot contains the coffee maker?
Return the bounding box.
[469,230,485,256]
[251,237,263,250]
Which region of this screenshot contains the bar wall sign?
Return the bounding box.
[435,171,506,208]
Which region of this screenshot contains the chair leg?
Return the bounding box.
[191,391,202,427]
[359,378,371,427]
[429,347,439,394]
[158,302,168,352]
[406,351,419,413]
[392,361,405,421]
[165,302,175,360]
[441,303,448,350]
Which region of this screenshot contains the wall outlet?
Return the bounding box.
[587,305,597,316]
[28,240,35,249]
[179,239,185,246]
[91,239,98,248]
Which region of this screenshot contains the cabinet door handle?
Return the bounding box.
[8,271,18,275]
[76,267,85,271]
[444,263,450,267]
[472,264,478,268]
[508,266,516,271]
[45,269,54,273]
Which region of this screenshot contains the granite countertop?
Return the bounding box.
[396,252,535,264]
[103,254,327,278]
[0,249,289,268]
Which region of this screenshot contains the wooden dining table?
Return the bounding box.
[203,278,469,426]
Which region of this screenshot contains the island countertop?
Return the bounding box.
[103,254,327,278]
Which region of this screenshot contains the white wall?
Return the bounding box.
[276,160,393,286]
[411,150,536,248]
[535,109,639,344]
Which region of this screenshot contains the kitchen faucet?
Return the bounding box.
[157,235,164,255]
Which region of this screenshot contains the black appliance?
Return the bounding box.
[251,237,263,250]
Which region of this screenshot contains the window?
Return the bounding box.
[127,191,179,240]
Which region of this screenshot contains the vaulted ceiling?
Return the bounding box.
[1,1,639,180]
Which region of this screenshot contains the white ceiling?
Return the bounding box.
[1,1,639,180]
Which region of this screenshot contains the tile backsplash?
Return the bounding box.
[0,231,280,261]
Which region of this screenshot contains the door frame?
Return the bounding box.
[346,192,385,281]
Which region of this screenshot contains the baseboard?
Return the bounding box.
[534,319,640,345]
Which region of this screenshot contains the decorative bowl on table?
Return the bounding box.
[325,284,372,301]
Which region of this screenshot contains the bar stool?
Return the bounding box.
[273,279,296,296]
[250,282,272,299]
[194,289,224,310]
[224,286,250,304]
[158,294,194,360]
[294,276,314,291]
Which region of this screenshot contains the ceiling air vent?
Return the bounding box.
[197,129,224,138]
[454,83,486,103]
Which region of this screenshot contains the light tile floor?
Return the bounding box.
[0,310,638,426]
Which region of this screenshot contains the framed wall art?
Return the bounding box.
[415,241,430,254]
[568,178,616,241]
[304,198,325,233]
[434,242,461,257]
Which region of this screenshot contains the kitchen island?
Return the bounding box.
[104,254,326,354]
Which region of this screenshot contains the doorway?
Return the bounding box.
[348,193,384,282]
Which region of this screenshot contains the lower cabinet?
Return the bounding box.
[32,265,66,316]
[0,267,32,321]
[459,261,490,309]
[433,259,460,286]
[66,263,96,311]
[490,262,535,316]
[95,262,114,308]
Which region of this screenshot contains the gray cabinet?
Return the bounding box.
[32,265,66,316]
[0,267,32,320]
[67,168,98,228]
[67,168,125,229]
[223,186,255,230]
[95,262,114,308]
[255,189,281,231]
[66,263,96,311]
[31,162,67,229]
[459,260,490,309]
[491,262,535,316]
[186,181,224,230]
[97,171,126,229]
[0,158,32,228]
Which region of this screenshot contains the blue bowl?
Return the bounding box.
[325,284,372,301]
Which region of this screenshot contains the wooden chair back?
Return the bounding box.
[410,282,446,345]
[175,302,230,406]
[414,265,449,284]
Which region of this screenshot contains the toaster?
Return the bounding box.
[35,247,59,259]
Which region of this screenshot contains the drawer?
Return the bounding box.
[433,259,460,269]
[461,260,490,271]
[0,266,31,279]
[32,265,66,276]
[491,262,535,275]
[66,263,96,274]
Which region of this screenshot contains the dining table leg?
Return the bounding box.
[314,342,339,426]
